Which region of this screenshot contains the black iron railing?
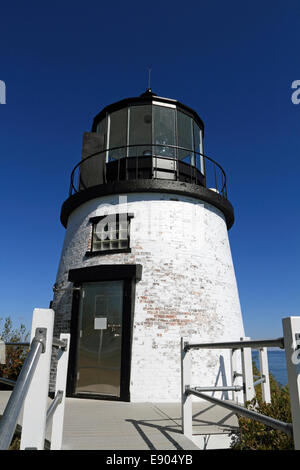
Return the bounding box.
[68,144,228,199]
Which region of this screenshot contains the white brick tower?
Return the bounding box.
[51,89,245,402]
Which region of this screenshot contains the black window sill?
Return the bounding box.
[85,248,132,257]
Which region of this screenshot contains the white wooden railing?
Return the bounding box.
[0,308,70,450]
[181,316,300,450]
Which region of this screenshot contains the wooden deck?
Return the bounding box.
[0,391,239,450]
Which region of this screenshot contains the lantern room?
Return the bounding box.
[75,89,215,192]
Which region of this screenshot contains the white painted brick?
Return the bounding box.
[51,193,245,402]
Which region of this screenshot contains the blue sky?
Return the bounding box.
[0,0,299,338]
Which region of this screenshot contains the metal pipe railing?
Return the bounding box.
[0,336,44,449]
[52,338,67,350]
[0,309,71,450]
[0,377,16,387]
[186,387,293,438]
[0,337,66,388]
[253,377,266,387]
[181,318,300,449]
[194,385,243,392]
[46,391,63,426]
[184,337,285,351]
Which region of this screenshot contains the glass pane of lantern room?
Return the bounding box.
[194,121,204,174]
[128,105,152,157]
[76,281,123,397]
[177,111,194,165]
[107,108,127,161]
[96,118,107,152]
[153,105,176,158]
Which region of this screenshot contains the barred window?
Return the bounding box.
[88,213,133,255]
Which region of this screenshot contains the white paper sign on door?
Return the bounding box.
[94,317,107,330]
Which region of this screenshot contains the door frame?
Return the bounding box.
[66,264,142,401]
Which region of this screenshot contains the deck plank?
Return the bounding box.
[0,391,238,450]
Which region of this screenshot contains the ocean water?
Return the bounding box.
[252,350,288,387]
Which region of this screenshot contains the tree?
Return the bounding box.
[0,317,30,385]
[0,317,30,449]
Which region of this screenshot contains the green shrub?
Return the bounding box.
[230,362,294,450]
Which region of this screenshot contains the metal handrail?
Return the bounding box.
[181,323,300,448]
[253,377,266,387]
[194,385,243,392]
[0,337,67,389]
[46,390,63,425]
[184,337,285,351]
[186,387,293,438]
[0,330,69,450]
[52,338,67,350]
[68,144,228,198]
[0,377,16,387]
[0,309,71,450]
[0,334,45,449]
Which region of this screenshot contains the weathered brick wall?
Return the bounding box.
[50,192,245,401]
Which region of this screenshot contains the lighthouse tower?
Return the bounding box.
[51,89,245,402]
